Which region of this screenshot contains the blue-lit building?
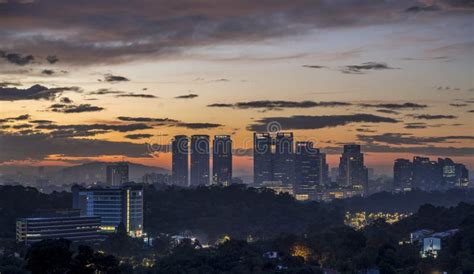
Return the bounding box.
[72,184,144,237]
[16,209,102,244]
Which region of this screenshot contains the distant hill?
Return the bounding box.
[51,161,169,184]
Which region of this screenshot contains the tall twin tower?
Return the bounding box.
[172,135,232,187]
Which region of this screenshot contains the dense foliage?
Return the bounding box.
[0,184,473,273]
[144,184,343,241]
[0,185,71,237]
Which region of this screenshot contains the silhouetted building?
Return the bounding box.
[16,209,102,244]
[106,162,129,186]
[72,184,144,237]
[438,158,469,188]
[295,141,328,196]
[273,132,294,185]
[213,135,232,185]
[412,156,442,190]
[172,135,189,187]
[394,159,413,191]
[254,133,273,185]
[338,144,368,193]
[190,135,210,186]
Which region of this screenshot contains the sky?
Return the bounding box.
[0,0,473,177]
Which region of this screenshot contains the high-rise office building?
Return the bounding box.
[413,156,442,190]
[72,184,144,237]
[273,132,295,185]
[338,144,368,192]
[295,141,323,196]
[213,135,232,185]
[253,133,273,185]
[190,135,210,186]
[16,209,103,244]
[106,162,129,186]
[172,135,189,187]
[393,158,413,191]
[438,158,469,188]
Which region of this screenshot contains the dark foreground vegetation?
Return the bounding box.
[1,184,474,273]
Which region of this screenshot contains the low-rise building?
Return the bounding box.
[16,209,102,244]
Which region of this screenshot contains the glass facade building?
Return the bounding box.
[72,184,144,237]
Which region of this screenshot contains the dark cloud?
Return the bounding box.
[450,103,468,107]
[115,93,157,98]
[356,128,377,133]
[324,144,474,157]
[175,93,198,99]
[88,89,125,95]
[357,133,474,145]
[12,124,33,129]
[404,122,427,129]
[0,132,151,162]
[248,114,398,131]
[46,55,59,64]
[302,65,326,69]
[405,5,440,12]
[469,110,474,113]
[117,116,179,123]
[0,84,81,101]
[41,69,55,75]
[376,109,400,115]
[0,51,34,66]
[208,103,234,108]
[359,102,427,109]
[60,97,73,104]
[175,122,222,129]
[36,123,152,132]
[208,100,351,110]
[2,1,469,65]
[30,119,54,124]
[104,74,129,82]
[411,114,458,120]
[49,103,104,113]
[339,62,397,74]
[124,134,154,140]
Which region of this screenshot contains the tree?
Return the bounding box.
[25,239,73,274]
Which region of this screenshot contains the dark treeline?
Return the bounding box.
[336,188,474,213]
[144,184,343,241]
[1,202,473,273]
[0,185,71,238]
[1,184,474,241]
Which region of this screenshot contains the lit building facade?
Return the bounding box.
[190,135,210,186]
[172,135,189,187]
[213,135,232,185]
[273,132,295,186]
[72,184,144,237]
[295,141,328,197]
[16,209,102,244]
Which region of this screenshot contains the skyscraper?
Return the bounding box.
[413,156,442,190]
[106,162,129,186]
[295,141,321,196]
[338,144,368,192]
[393,158,413,191]
[172,135,189,187]
[253,133,273,185]
[213,135,232,185]
[273,132,295,186]
[190,135,210,186]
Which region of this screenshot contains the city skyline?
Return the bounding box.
[0,0,473,177]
